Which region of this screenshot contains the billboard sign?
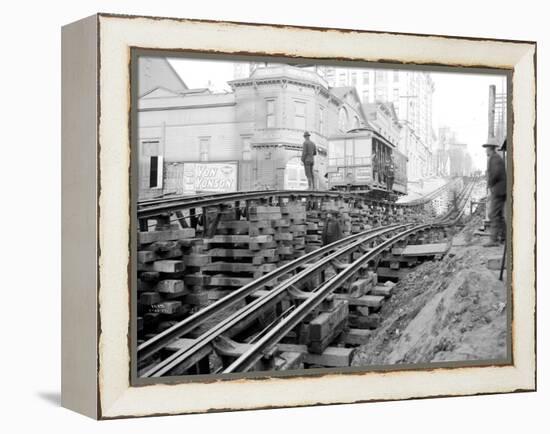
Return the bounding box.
[182,162,238,194]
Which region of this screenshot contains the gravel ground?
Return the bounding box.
[352,214,508,366]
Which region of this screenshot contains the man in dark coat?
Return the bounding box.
[301,131,317,190]
[483,143,506,246]
[322,212,343,245]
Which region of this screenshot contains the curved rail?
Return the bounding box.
[399,178,459,206]
[138,223,404,362]
[223,182,477,374]
[137,180,468,220]
[142,223,412,377]
[223,224,432,373]
[138,178,479,376]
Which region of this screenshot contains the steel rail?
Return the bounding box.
[137,223,404,361]
[401,179,458,206]
[222,224,433,373]
[138,178,479,374]
[443,180,476,222]
[220,185,477,374]
[138,189,277,208]
[138,190,356,219]
[137,187,439,220]
[143,223,413,377]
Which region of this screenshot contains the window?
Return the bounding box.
[375,88,387,102]
[363,72,370,85]
[149,155,163,188]
[393,88,399,102]
[294,100,306,131]
[375,70,386,82]
[338,107,348,132]
[362,90,370,102]
[339,72,347,86]
[393,70,399,82]
[266,99,276,128]
[242,137,252,161]
[352,116,360,129]
[351,72,357,85]
[199,137,210,161]
[318,106,325,135]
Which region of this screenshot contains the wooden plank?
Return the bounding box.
[271,219,290,228]
[137,250,156,264]
[208,276,254,286]
[202,263,276,273]
[150,300,183,314]
[184,292,209,306]
[308,320,347,354]
[204,235,273,244]
[342,328,372,345]
[274,233,293,241]
[139,228,196,244]
[155,279,186,294]
[360,295,385,308]
[277,344,354,367]
[308,300,349,341]
[139,292,161,305]
[249,213,283,222]
[371,284,393,297]
[183,254,211,267]
[249,227,275,236]
[275,352,304,371]
[150,260,185,273]
[140,271,160,281]
[348,313,381,329]
[401,242,450,256]
[207,248,276,258]
[183,274,211,286]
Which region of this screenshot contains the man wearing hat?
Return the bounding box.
[483,142,506,247]
[301,131,317,190]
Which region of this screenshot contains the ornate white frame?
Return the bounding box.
[61,13,536,419]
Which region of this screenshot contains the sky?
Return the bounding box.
[431,71,507,170]
[168,58,507,170]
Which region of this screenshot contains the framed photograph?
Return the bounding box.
[61,13,536,419]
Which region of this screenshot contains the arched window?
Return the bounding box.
[352,116,360,129]
[338,107,348,132]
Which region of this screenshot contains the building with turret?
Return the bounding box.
[137,63,366,199]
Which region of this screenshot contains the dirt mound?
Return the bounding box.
[352,217,508,366]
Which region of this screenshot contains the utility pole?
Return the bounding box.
[399,94,418,180]
[487,85,496,145]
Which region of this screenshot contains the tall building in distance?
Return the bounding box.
[324,66,435,182]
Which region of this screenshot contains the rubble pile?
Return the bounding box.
[352,215,508,366]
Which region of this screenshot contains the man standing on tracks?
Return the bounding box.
[301,131,317,190]
[482,142,506,247]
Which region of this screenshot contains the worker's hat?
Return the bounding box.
[303,131,311,137]
[481,143,499,148]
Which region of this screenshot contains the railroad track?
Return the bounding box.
[140,223,414,377]
[137,178,464,221]
[137,179,477,377]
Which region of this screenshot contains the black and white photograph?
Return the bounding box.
[133,54,510,379]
